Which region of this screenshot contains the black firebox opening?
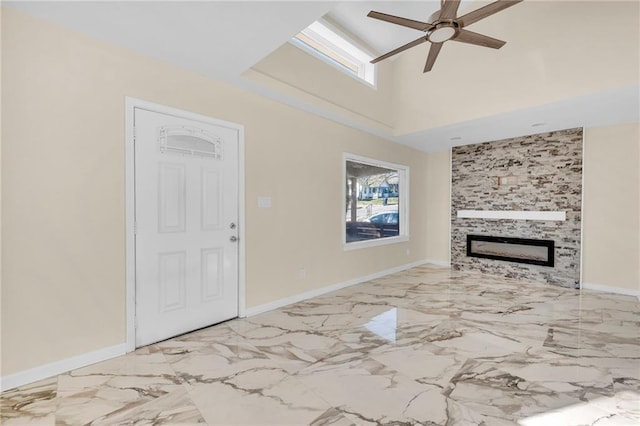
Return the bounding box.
[466,235,555,267]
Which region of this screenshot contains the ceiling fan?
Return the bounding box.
[367,0,522,72]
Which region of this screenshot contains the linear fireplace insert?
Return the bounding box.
[467,235,554,267]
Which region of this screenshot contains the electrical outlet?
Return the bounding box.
[406,249,411,256]
[298,268,306,279]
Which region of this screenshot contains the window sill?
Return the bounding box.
[343,235,409,251]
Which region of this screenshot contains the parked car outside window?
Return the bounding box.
[365,212,399,224]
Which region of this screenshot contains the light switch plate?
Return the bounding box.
[258,197,272,208]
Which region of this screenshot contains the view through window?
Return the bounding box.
[345,157,406,245]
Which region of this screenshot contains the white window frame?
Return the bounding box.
[343,153,410,251]
[291,19,377,88]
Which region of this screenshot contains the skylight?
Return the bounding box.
[292,20,376,87]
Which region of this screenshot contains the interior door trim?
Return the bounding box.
[124,96,246,353]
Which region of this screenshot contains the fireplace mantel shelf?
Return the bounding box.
[457,210,566,221]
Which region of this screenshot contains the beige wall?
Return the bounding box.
[1,8,428,376]
[0,5,4,374]
[391,1,640,135]
[425,149,451,264]
[582,123,640,292]
[244,104,428,307]
[247,42,395,133]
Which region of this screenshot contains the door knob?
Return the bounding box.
[230,236,238,242]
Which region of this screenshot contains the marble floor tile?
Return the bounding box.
[0,378,58,425]
[188,375,332,425]
[54,349,200,425]
[58,384,205,425]
[2,265,639,425]
[369,343,468,388]
[295,353,455,424]
[519,390,640,426]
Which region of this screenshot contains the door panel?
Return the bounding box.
[134,108,239,347]
[201,168,222,230]
[201,247,224,301]
[158,163,186,233]
[158,251,187,312]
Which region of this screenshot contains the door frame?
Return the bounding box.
[124,97,246,352]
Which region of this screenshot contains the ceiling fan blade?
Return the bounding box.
[371,36,429,64]
[439,0,461,20]
[424,43,443,72]
[452,29,506,49]
[458,0,523,27]
[367,11,434,32]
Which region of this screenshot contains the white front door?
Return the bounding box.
[134,107,239,347]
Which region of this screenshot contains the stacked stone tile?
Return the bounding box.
[451,128,583,288]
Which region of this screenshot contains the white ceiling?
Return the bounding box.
[328,2,440,55]
[5,1,337,79]
[6,1,639,152]
[8,0,451,76]
[327,1,475,56]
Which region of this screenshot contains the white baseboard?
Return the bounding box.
[1,343,126,392]
[581,282,640,298]
[245,259,432,317]
[425,259,451,268]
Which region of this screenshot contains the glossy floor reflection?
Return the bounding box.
[2,265,639,425]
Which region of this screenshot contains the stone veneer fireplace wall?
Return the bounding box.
[451,128,583,288]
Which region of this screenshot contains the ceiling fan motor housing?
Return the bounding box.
[428,20,460,43]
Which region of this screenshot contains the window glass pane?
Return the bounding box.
[345,160,400,243]
[294,32,359,73]
[159,126,222,159]
[292,20,376,86]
